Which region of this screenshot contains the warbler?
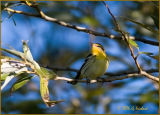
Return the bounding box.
[71,43,109,84]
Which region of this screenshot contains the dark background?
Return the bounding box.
[1,1,159,114]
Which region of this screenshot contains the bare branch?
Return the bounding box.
[55,73,145,84]
[4,8,40,17]
[47,66,159,76]
[3,7,159,46]
[103,2,141,70]
[103,2,159,83]
[141,71,159,82]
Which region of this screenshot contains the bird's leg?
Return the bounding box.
[96,77,105,83]
[96,77,105,87]
[86,77,91,84]
[67,78,77,85]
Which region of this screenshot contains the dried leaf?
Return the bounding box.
[1,59,27,74]
[45,100,64,107]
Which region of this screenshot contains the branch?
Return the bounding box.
[49,66,159,83]
[141,71,159,82]
[4,8,40,17]
[103,2,159,83]
[55,73,145,84]
[3,7,159,46]
[105,69,159,76]
[47,66,159,76]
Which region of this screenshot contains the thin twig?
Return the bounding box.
[3,7,159,46]
[103,1,141,70]
[102,2,159,83]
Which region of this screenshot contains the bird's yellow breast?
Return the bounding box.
[81,56,109,79]
[92,46,107,59]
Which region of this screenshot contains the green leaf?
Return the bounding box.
[11,78,30,92]
[139,52,154,56]
[40,77,63,107]
[22,40,41,69]
[22,40,34,61]
[40,77,50,106]
[121,17,159,34]
[2,48,25,59]
[149,55,159,60]
[128,39,139,50]
[1,73,10,81]
[40,67,57,80]
[37,67,59,107]
[80,16,99,27]
[1,56,22,61]
[10,74,32,93]
[139,52,158,60]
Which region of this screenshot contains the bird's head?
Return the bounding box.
[91,43,106,57]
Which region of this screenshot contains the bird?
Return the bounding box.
[71,43,109,85]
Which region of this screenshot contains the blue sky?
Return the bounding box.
[1,1,159,114]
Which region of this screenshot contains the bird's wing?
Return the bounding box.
[75,54,95,79]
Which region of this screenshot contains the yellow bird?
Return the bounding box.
[71,43,109,84]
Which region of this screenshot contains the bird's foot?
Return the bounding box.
[67,79,78,85]
[96,77,105,87]
[96,77,105,83]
